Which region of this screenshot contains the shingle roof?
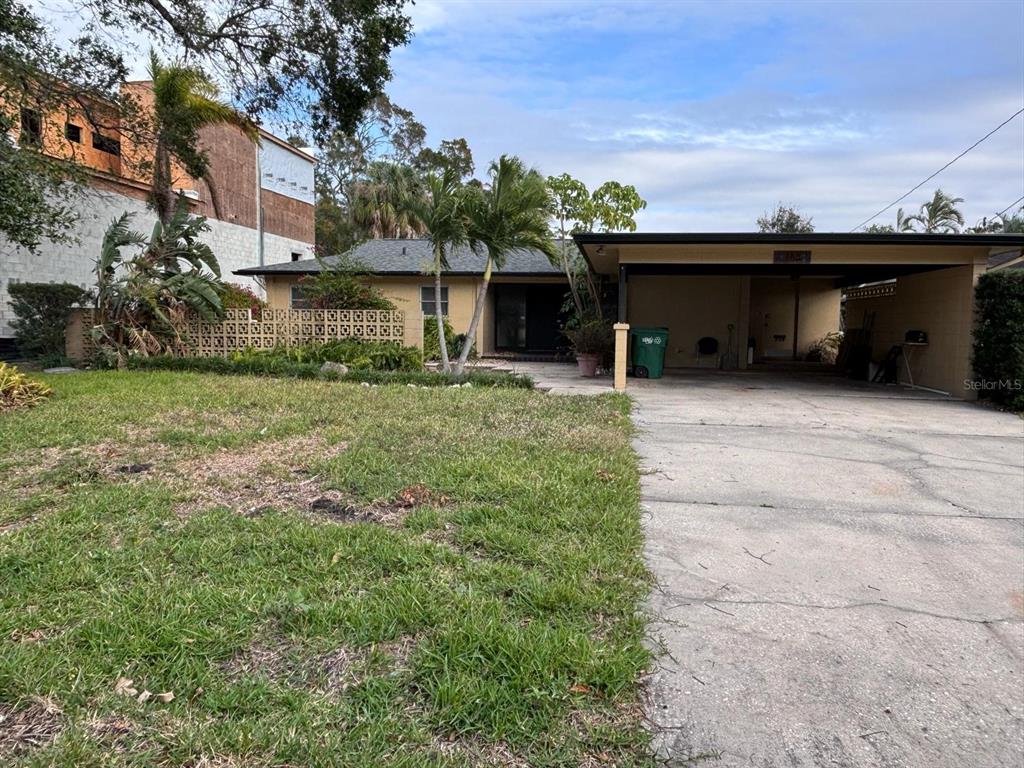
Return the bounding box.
[234,239,563,276]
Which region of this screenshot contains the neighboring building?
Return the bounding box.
[235,239,571,356]
[0,81,316,344]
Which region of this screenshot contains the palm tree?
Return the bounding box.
[148,52,258,226]
[454,156,555,375]
[350,161,425,239]
[403,167,467,373]
[895,207,916,232]
[907,189,965,233]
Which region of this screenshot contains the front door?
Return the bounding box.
[494,284,566,352]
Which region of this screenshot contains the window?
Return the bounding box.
[420,286,449,317]
[92,132,121,156]
[290,285,312,309]
[65,123,82,143]
[290,251,302,262]
[19,108,42,147]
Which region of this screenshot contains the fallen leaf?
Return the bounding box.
[331,551,342,565]
[155,691,175,703]
[136,690,151,704]
[569,683,592,694]
[114,677,137,697]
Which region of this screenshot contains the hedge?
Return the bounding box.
[972,270,1024,409]
[127,355,533,388]
[8,281,91,361]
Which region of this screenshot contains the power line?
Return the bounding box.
[995,194,1024,218]
[850,108,1024,232]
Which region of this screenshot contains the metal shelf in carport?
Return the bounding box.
[630,327,669,379]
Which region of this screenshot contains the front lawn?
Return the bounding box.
[0,371,650,767]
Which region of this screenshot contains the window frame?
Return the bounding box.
[290,284,312,309]
[91,132,121,157]
[420,285,449,317]
[19,108,42,147]
[65,123,82,143]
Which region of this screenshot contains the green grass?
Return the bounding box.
[0,371,651,766]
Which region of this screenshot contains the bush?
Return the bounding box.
[806,331,843,364]
[564,320,613,355]
[423,316,457,362]
[227,339,422,372]
[8,281,91,359]
[0,362,53,410]
[219,283,267,312]
[127,355,532,388]
[299,258,395,310]
[972,270,1024,409]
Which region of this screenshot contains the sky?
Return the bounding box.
[28,0,1024,232]
[385,0,1024,231]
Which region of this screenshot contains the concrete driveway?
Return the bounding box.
[631,372,1024,767]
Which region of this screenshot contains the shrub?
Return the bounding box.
[564,320,613,355]
[219,283,267,313]
[228,339,422,372]
[423,316,457,362]
[0,362,53,410]
[972,270,1024,409]
[127,355,532,388]
[8,281,91,359]
[299,257,395,310]
[806,331,843,364]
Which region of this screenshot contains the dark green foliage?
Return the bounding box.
[972,270,1024,409]
[757,204,815,233]
[229,339,423,372]
[7,281,91,359]
[218,283,266,311]
[423,316,457,362]
[126,354,533,388]
[299,260,396,310]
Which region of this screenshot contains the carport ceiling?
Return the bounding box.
[620,262,953,288]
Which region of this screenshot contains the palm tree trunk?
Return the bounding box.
[434,245,450,373]
[454,256,491,375]
[152,139,175,226]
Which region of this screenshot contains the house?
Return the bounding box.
[235,239,571,356]
[574,231,1024,397]
[0,81,316,349]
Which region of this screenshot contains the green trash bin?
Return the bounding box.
[630,326,669,378]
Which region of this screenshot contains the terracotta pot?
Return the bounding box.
[575,352,600,377]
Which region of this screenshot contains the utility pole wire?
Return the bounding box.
[995,194,1024,219]
[850,108,1024,232]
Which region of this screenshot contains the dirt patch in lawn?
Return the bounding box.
[0,698,64,758]
[224,635,419,696]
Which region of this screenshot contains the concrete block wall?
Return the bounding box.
[0,185,314,338]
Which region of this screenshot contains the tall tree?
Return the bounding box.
[148,53,258,226]
[403,168,467,373]
[907,189,965,233]
[350,161,425,239]
[416,138,475,180]
[455,156,555,374]
[546,174,647,319]
[82,0,412,142]
[757,204,815,233]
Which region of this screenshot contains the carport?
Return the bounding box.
[573,232,1024,398]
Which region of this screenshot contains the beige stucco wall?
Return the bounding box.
[846,264,985,397]
[264,274,496,352]
[748,278,842,359]
[627,275,747,367]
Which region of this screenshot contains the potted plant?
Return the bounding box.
[564,320,612,377]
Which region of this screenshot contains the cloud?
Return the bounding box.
[388,0,1024,231]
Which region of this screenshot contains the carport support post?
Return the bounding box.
[613,323,629,392]
[618,264,628,323]
[791,276,801,361]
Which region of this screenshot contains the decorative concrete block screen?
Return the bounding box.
[67,308,408,360]
[185,309,407,356]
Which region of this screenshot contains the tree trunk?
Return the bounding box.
[454,256,491,375]
[152,139,175,226]
[433,246,450,373]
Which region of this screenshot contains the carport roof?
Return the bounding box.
[573,231,1024,277]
